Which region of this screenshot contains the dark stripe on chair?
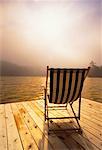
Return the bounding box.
[49,68,89,104]
[69,70,79,102]
[55,69,60,103]
[77,70,86,98]
[72,71,82,102]
[60,70,67,103]
[65,70,73,103]
[49,69,54,103]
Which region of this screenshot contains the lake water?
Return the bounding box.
[0,76,102,104]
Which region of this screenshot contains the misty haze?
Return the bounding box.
[0,1,102,150]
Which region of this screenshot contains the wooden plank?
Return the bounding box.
[23,101,69,150]
[37,100,102,130]
[34,101,75,129]
[26,101,68,148]
[35,100,95,150]
[16,102,53,150]
[76,99,102,115]
[62,104,102,140]
[11,103,38,150]
[33,101,84,150]
[80,119,102,140]
[81,116,102,133]
[75,115,101,133]
[82,99,102,110]
[41,102,100,150]
[56,114,100,149]
[81,128,102,149]
[74,104,102,116]
[0,104,7,150]
[1,98,101,150]
[61,104,102,131]
[38,98,101,150]
[55,132,84,150]
[73,104,102,122]
[71,133,99,150]
[36,100,101,150]
[81,109,101,123]
[80,112,102,128]
[80,101,102,113]
[5,104,23,150]
[53,106,102,150]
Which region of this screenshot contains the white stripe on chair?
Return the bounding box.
[72,71,83,102]
[68,71,76,103]
[49,69,89,104]
[62,72,70,104]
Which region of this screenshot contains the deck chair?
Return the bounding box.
[44,66,90,132]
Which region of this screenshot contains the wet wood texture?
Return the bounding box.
[0,98,102,150]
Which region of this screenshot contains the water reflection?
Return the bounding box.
[0,77,102,104]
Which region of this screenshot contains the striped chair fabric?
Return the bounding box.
[49,68,89,104]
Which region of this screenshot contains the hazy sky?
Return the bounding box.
[0,0,102,69]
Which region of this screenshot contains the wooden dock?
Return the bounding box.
[0,98,102,150]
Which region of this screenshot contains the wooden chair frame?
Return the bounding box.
[44,66,90,133]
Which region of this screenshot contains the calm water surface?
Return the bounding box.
[0,76,101,103]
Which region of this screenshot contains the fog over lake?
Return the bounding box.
[0,0,101,70]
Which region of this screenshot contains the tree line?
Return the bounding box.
[88,61,102,77]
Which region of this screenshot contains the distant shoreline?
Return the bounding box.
[0,61,102,77]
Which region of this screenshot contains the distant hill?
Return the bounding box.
[0,61,102,77]
[88,61,102,77]
[88,65,102,77]
[0,61,42,76]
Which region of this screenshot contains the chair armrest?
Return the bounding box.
[44,87,49,101]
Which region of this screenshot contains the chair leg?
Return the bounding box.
[44,102,46,121]
[70,103,81,130]
[45,101,48,122]
[45,94,49,129]
[78,95,81,120]
[46,105,50,133]
[44,89,46,121]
